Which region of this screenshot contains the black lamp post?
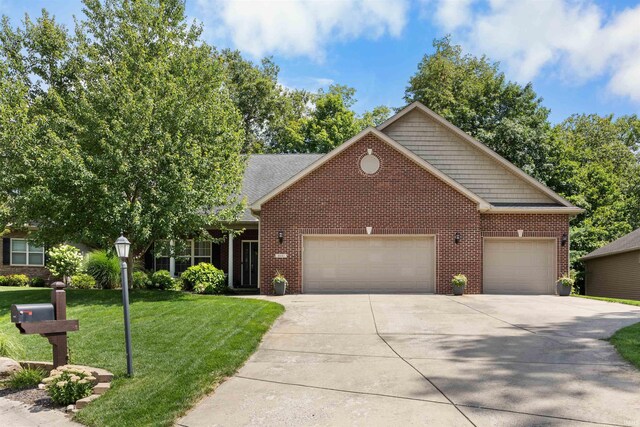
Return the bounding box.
[114,234,133,377]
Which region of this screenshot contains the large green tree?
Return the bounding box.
[219,51,390,154]
[404,36,552,181]
[548,114,640,261]
[269,84,391,153]
[0,0,245,270]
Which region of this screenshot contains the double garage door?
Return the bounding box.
[302,236,556,294]
[303,236,435,293]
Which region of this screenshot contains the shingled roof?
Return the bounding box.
[238,154,323,222]
[582,228,640,261]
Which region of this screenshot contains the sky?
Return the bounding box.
[2,0,640,123]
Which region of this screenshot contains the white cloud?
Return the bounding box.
[196,0,409,60]
[423,0,477,32]
[427,0,640,102]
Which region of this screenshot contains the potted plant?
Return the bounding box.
[451,274,467,296]
[556,274,574,296]
[272,271,288,296]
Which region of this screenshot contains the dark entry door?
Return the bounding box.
[241,241,259,287]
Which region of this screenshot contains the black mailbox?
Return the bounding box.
[11,303,55,323]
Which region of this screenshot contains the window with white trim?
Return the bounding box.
[11,239,45,266]
[154,240,212,277]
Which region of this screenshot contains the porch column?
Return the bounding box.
[169,240,176,277]
[227,232,234,288]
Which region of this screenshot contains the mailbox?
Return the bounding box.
[11,303,55,323]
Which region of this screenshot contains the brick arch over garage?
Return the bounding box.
[259,133,482,294]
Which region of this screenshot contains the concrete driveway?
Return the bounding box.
[179,295,640,426]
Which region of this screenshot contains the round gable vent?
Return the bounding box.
[360,153,380,175]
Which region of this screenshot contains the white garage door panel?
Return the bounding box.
[483,239,556,294]
[303,236,435,293]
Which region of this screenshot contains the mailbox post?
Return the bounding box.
[11,282,79,367]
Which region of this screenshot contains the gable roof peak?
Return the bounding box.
[250,126,491,212]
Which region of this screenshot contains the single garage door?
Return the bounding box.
[303,236,435,293]
[483,239,556,294]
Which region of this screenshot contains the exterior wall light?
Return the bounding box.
[561,233,568,246]
[278,231,284,244]
[454,232,462,244]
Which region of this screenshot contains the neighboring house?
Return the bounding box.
[582,228,640,300]
[145,102,582,295]
[1,231,49,280]
[1,231,90,281]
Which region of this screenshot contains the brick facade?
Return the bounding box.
[259,133,570,295]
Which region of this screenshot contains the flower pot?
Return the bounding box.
[273,281,287,296]
[556,282,571,296]
[452,285,464,296]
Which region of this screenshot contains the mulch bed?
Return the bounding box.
[0,386,62,411]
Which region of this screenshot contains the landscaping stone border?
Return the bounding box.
[20,361,113,412]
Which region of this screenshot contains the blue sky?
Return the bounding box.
[2,0,639,123]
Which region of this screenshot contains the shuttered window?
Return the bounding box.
[11,239,45,266]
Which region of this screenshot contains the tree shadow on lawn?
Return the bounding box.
[394,311,640,425]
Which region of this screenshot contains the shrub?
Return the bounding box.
[70,273,96,289]
[0,332,25,360]
[29,277,47,287]
[181,263,226,295]
[8,367,47,390]
[43,365,97,405]
[150,270,175,290]
[47,244,83,284]
[84,250,120,289]
[132,271,152,289]
[0,276,7,286]
[451,274,467,288]
[4,274,29,287]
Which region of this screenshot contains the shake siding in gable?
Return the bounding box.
[382,109,555,204]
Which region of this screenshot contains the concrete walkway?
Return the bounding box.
[0,396,80,427]
[179,295,640,426]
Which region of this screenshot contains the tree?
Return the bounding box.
[0,0,245,273]
[219,49,285,153]
[404,36,552,181]
[269,85,391,153]
[548,114,640,285]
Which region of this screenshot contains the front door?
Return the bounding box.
[241,241,259,287]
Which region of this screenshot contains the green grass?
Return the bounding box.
[573,295,640,370]
[573,295,640,306]
[0,287,283,426]
[610,323,640,369]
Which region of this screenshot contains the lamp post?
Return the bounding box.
[114,234,133,377]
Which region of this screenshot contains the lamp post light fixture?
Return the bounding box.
[114,234,134,377]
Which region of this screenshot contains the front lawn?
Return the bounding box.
[573,295,640,306]
[610,323,640,369]
[573,295,640,370]
[0,287,283,426]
